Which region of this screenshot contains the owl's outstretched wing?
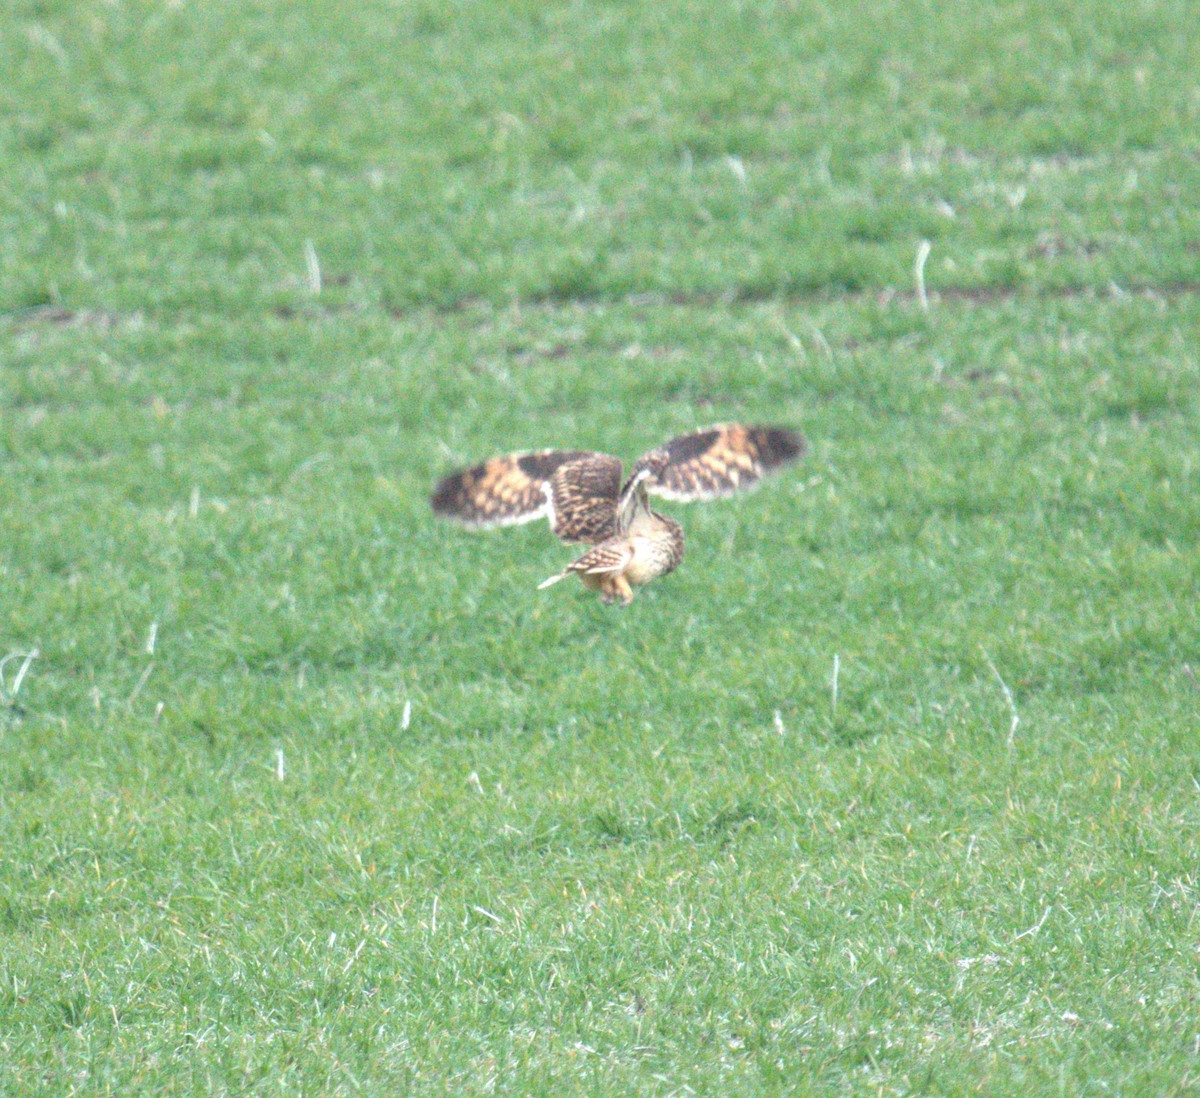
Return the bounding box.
[431,450,622,544]
[626,424,806,505]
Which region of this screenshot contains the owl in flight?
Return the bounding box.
[431,423,805,605]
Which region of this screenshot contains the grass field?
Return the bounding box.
[3,0,1200,1092]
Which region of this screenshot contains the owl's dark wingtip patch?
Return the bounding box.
[661,429,720,465]
[756,426,807,466]
[515,450,591,481]
[430,471,467,516]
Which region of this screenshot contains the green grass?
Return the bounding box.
[3,0,1200,1093]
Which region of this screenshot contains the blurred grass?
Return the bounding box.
[4,0,1199,312]
[3,0,1200,1093]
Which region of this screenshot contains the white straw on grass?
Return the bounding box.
[128,662,154,704]
[342,939,367,974]
[0,649,39,698]
[915,239,932,312]
[981,649,1020,746]
[304,239,321,295]
[1013,905,1052,941]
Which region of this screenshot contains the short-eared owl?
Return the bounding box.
[431,424,805,605]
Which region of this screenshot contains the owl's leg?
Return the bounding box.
[591,574,629,605]
[579,572,604,595]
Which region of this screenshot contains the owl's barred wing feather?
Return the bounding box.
[431,450,622,543]
[636,424,806,502]
[431,450,570,529]
[565,540,635,576]
[547,455,623,543]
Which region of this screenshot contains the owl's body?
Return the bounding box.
[431,424,804,605]
[547,505,685,606]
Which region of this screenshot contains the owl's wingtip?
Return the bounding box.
[758,425,807,465]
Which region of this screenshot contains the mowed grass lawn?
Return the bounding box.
[3,0,1200,1092]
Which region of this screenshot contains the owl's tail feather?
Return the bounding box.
[537,570,568,590]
